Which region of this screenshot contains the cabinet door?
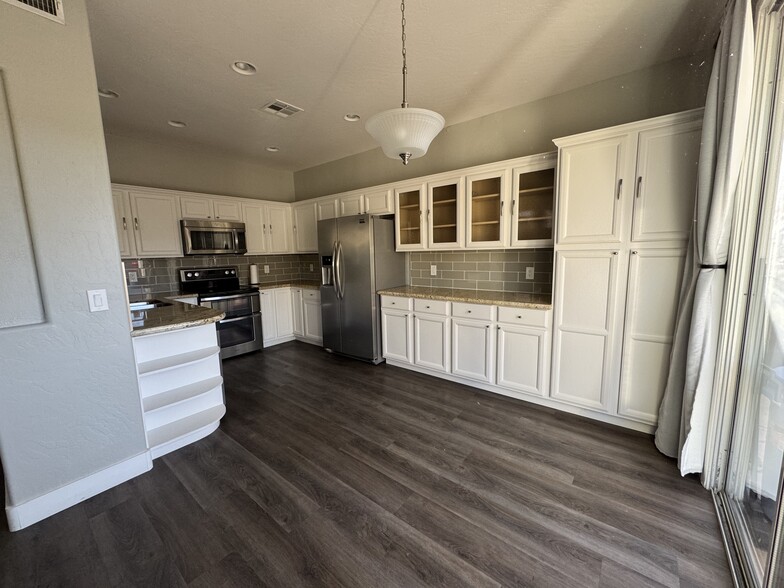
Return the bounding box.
[293,202,318,252]
[618,248,686,424]
[112,190,135,258]
[259,290,277,344]
[427,178,464,249]
[381,308,412,363]
[274,287,294,336]
[557,135,628,244]
[291,289,304,335]
[632,121,701,243]
[241,202,268,254]
[213,199,242,221]
[364,189,393,214]
[394,184,426,250]
[339,193,364,216]
[180,195,213,219]
[451,317,494,383]
[466,169,510,249]
[129,191,182,257]
[511,165,555,248]
[551,249,623,411]
[303,296,323,342]
[266,205,292,253]
[496,324,548,396]
[317,198,338,221]
[413,313,450,372]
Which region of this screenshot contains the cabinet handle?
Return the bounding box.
[466,310,472,313]
[632,250,638,255]
[486,325,490,329]
[612,251,618,255]
[134,217,139,230]
[636,177,642,198]
[500,201,504,217]
[426,305,430,309]
[207,216,212,219]
[216,216,220,219]
[122,217,127,230]
[616,179,623,200]
[517,315,522,319]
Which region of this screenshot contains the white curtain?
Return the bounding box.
[655,0,754,475]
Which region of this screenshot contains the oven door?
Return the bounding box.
[215,313,263,359]
[200,292,260,318]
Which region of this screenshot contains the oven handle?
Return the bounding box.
[218,313,260,324]
[200,292,259,302]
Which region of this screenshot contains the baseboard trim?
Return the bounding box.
[263,334,297,348]
[294,336,323,347]
[5,451,152,532]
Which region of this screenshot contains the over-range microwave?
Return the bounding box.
[180,219,248,255]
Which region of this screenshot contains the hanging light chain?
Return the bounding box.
[401,0,408,108]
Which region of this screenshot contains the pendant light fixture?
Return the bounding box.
[365,0,445,165]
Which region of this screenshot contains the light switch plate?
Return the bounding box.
[430,265,438,276]
[127,271,138,283]
[264,265,270,274]
[87,289,109,312]
[310,264,314,272]
[525,266,535,280]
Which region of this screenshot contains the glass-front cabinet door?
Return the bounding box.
[394,184,426,250]
[465,169,510,248]
[427,177,464,249]
[511,163,556,247]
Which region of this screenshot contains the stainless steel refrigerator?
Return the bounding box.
[318,214,406,363]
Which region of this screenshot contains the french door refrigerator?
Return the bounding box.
[318,214,406,363]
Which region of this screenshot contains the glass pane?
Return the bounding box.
[217,317,255,347]
[516,168,555,242]
[470,176,501,243]
[190,229,235,251]
[431,183,458,245]
[398,189,421,245]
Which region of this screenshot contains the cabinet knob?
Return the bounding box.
[426,305,430,309]
[612,251,618,256]
[516,315,522,319]
[632,250,638,255]
[486,325,490,329]
[466,310,472,313]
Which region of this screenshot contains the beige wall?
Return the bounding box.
[294,53,712,200]
[0,0,148,520]
[105,133,295,201]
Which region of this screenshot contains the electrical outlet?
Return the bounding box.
[310,263,314,272]
[430,265,438,276]
[127,271,138,283]
[264,264,270,274]
[525,266,535,280]
[139,268,147,278]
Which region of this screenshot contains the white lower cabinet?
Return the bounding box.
[413,312,450,373]
[302,290,323,344]
[260,288,295,347]
[451,317,495,383]
[292,289,304,335]
[496,323,549,396]
[382,308,413,363]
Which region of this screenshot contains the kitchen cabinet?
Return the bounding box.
[451,316,494,383]
[317,198,338,221]
[292,288,304,335]
[339,193,364,216]
[274,287,294,337]
[128,190,182,257]
[259,287,295,347]
[496,313,550,397]
[302,289,323,344]
[413,300,450,373]
[427,177,464,249]
[364,189,394,214]
[511,164,556,248]
[381,296,413,363]
[465,168,510,249]
[180,195,242,221]
[292,201,318,252]
[266,204,293,253]
[394,184,426,250]
[112,189,135,258]
[241,202,269,254]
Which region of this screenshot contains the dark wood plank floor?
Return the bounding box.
[1,341,730,587]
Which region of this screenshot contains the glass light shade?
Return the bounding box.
[365,107,445,163]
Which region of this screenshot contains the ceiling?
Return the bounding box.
[86,0,724,172]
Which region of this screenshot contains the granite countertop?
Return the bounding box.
[254,280,320,291]
[378,285,552,310]
[129,299,224,337]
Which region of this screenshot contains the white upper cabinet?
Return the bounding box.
[510,161,556,248]
[266,204,293,253]
[180,195,242,221]
[555,134,628,245]
[241,202,269,255]
[364,189,394,215]
[427,177,464,250]
[292,201,318,253]
[317,198,338,221]
[339,193,364,216]
[632,121,701,243]
[128,190,182,257]
[465,168,510,249]
[394,184,427,251]
[213,199,242,221]
[112,189,135,258]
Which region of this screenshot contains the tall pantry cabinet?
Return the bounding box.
[551,109,702,426]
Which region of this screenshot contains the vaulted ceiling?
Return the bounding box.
[86,0,724,171]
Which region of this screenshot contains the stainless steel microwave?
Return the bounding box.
[180,219,247,255]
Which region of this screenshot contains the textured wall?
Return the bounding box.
[294,52,712,200]
[0,0,147,510]
[104,133,296,202]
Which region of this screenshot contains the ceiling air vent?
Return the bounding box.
[1,0,64,23]
[258,99,304,118]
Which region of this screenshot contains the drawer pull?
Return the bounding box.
[426,305,430,309]
[516,315,522,319]
[466,310,472,314]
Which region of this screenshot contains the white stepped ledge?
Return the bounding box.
[143,376,224,413]
[137,346,220,376]
[147,404,226,456]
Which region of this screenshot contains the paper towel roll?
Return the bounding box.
[249,264,259,285]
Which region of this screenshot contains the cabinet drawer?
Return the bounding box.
[303,289,321,301]
[414,298,449,316]
[381,295,412,310]
[452,302,494,321]
[497,306,551,328]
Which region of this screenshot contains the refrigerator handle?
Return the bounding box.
[336,240,345,299]
[331,240,338,294]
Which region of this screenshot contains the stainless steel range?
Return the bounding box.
[179,267,262,359]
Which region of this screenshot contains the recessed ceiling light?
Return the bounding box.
[167,120,187,128]
[265,146,279,153]
[344,113,361,122]
[98,88,119,99]
[232,61,257,75]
